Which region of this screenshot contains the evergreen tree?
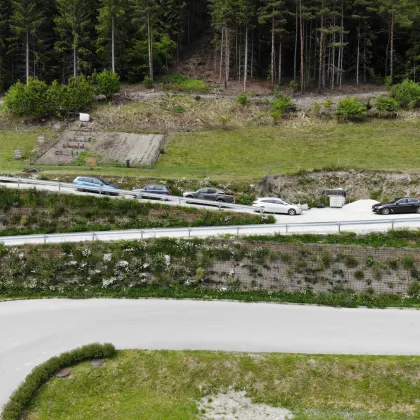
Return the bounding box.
[54,0,95,78]
[96,0,126,72]
[9,0,44,83]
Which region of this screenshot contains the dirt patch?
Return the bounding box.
[258,170,420,204]
[34,130,164,167]
[197,390,294,419]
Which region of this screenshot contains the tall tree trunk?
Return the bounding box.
[25,29,29,84]
[111,12,115,72]
[225,27,229,87]
[390,12,394,79]
[299,0,304,93]
[243,26,248,91]
[147,13,153,81]
[73,46,77,78]
[294,1,298,82]
[356,26,360,86]
[278,40,282,85]
[219,27,224,84]
[271,16,275,90]
[318,7,324,89]
[251,29,254,80]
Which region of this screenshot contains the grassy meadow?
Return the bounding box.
[23,350,420,420]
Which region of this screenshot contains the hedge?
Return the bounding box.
[1,343,116,420]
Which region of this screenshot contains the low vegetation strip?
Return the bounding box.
[21,350,420,419]
[2,343,116,420]
[1,236,420,307]
[0,188,274,236]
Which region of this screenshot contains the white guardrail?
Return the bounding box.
[0,176,420,246]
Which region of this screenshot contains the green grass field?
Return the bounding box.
[157,120,420,179]
[23,350,420,419]
[1,119,420,181]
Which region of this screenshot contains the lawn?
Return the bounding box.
[0,130,51,171]
[157,120,420,179]
[23,350,420,419]
[1,119,420,181]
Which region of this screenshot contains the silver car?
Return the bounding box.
[252,198,302,215]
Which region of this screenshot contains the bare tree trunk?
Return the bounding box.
[299,0,304,93]
[243,26,248,91]
[219,27,224,84]
[390,12,394,79]
[318,8,324,89]
[225,27,229,87]
[294,1,298,82]
[356,27,360,86]
[271,17,275,90]
[111,12,115,72]
[278,40,282,85]
[73,46,77,78]
[147,13,153,81]
[25,29,29,84]
[251,29,254,80]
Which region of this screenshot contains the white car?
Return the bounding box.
[252,198,302,215]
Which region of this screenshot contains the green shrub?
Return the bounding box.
[343,255,359,268]
[90,69,120,100]
[143,75,153,89]
[390,79,420,108]
[236,92,248,106]
[313,102,322,117]
[375,95,399,115]
[5,78,50,118]
[354,270,365,280]
[271,94,293,115]
[162,74,209,93]
[235,194,256,205]
[408,281,420,297]
[1,343,116,420]
[335,97,366,121]
[61,76,96,112]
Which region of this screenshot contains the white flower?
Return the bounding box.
[18,253,25,260]
[219,287,227,292]
[80,248,92,257]
[164,255,171,266]
[103,254,112,262]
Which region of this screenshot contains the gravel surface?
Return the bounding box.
[198,390,294,419]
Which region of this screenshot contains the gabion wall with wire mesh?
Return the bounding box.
[0,239,419,295]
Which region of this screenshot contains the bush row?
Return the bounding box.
[236,79,420,122]
[1,343,116,420]
[5,70,120,118]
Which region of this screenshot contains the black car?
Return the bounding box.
[183,188,235,203]
[372,197,420,215]
[132,184,172,200]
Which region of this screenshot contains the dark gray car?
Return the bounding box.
[183,188,235,203]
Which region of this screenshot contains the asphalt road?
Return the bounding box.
[2,298,420,408]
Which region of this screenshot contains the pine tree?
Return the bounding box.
[258,0,285,89]
[9,0,44,84]
[97,0,126,72]
[130,0,160,82]
[54,0,94,78]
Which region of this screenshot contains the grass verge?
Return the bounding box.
[22,349,420,419]
[2,287,420,309]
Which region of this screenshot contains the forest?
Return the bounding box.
[0,0,420,93]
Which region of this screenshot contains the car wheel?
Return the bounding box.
[381,208,390,215]
[288,209,297,216]
[216,199,225,203]
[416,207,420,214]
[258,206,265,213]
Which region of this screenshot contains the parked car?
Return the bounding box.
[132,184,172,200]
[372,197,420,215]
[72,176,119,195]
[252,198,302,215]
[183,188,235,203]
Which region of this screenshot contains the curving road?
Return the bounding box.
[2,298,420,407]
